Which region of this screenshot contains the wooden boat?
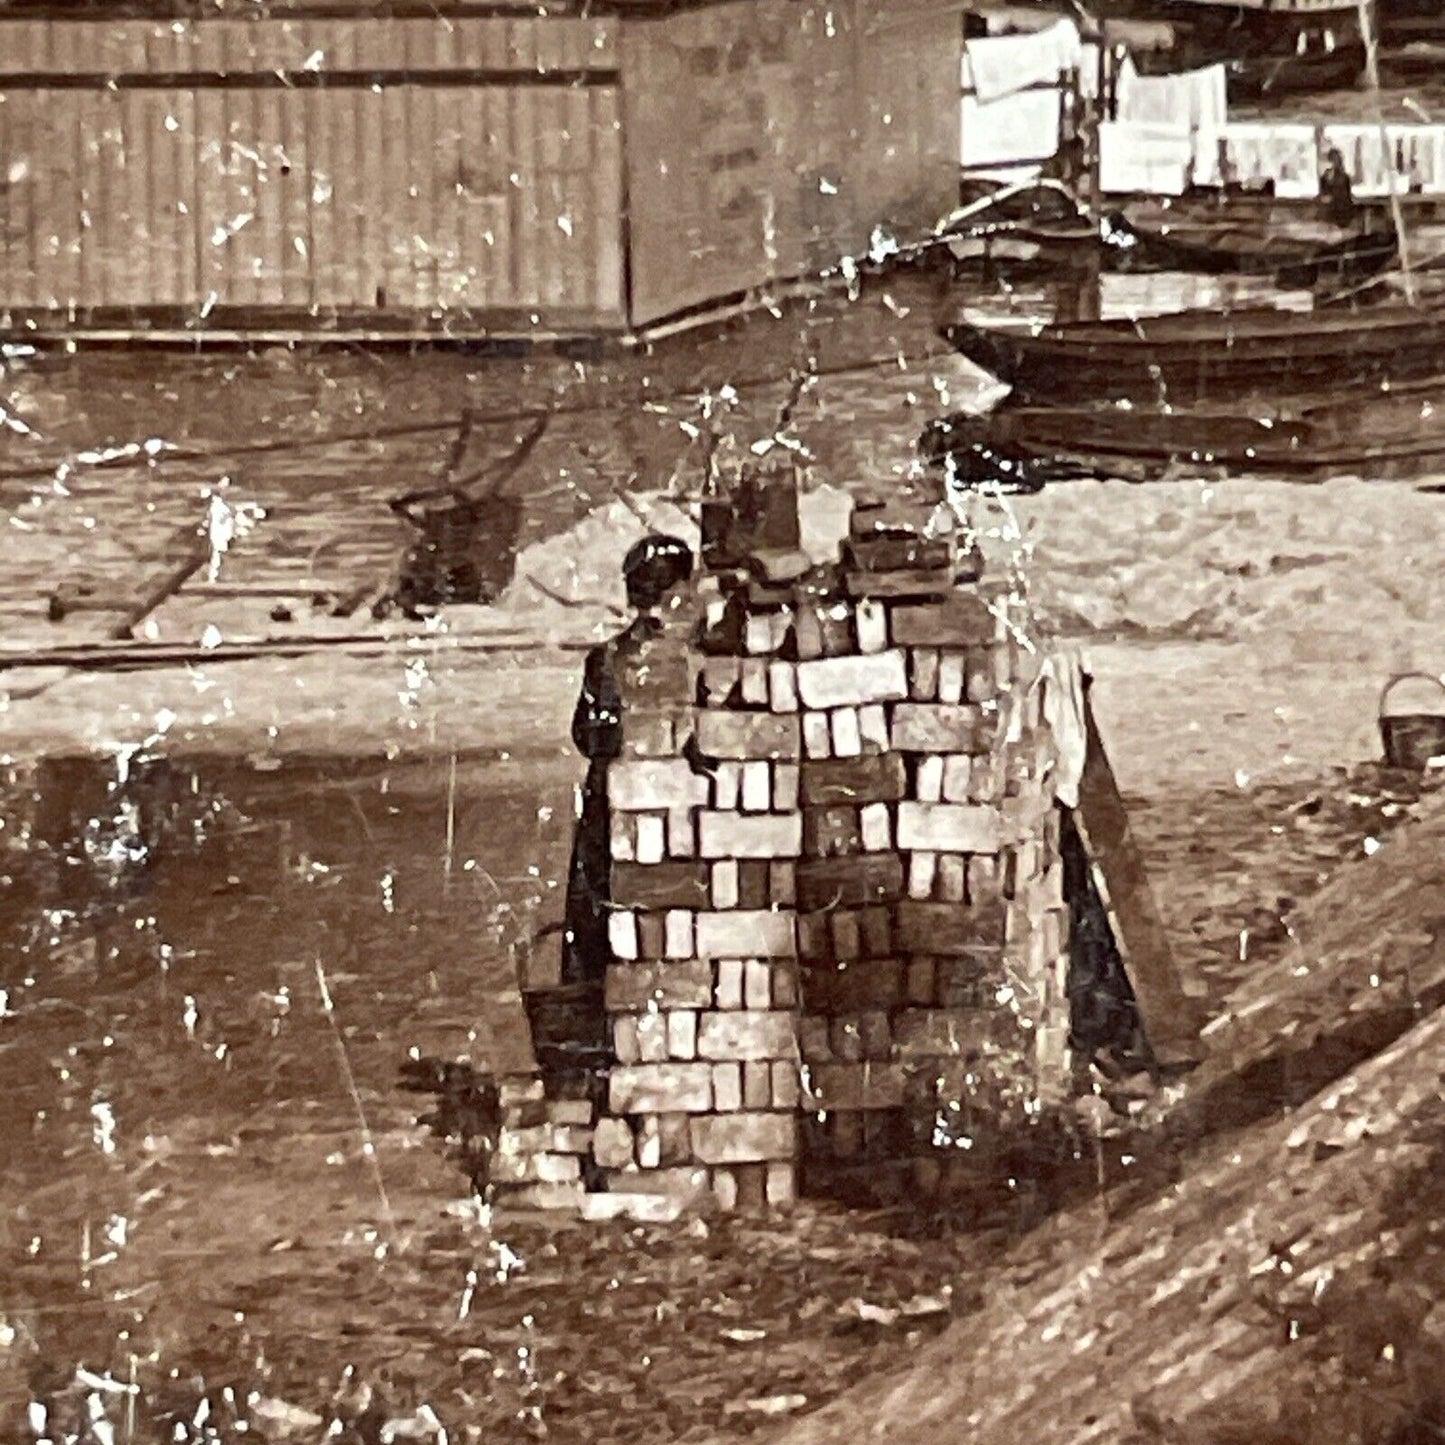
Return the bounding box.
[920,379,1445,484]
[1107,211,1400,286]
[941,300,1445,406]
[931,180,1103,273]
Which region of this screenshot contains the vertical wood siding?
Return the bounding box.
[0,13,626,331]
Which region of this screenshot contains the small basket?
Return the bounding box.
[1378,672,1445,771]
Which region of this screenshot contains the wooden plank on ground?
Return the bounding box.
[1074,681,1205,1065]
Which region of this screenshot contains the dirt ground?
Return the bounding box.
[2,270,1445,1442]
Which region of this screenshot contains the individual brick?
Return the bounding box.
[771,1062,801,1110]
[845,569,952,600]
[699,657,741,708]
[744,614,775,657]
[636,815,666,865]
[690,1112,797,1164]
[772,962,798,1007]
[593,1118,635,1170]
[697,1010,796,1060]
[611,815,636,862]
[712,1063,743,1112]
[712,761,742,811]
[609,1063,715,1114]
[667,807,697,859]
[937,854,967,903]
[741,761,772,813]
[830,1016,864,1062]
[792,605,825,660]
[655,1113,693,1167]
[765,1162,797,1206]
[663,910,694,958]
[846,534,952,573]
[737,861,770,910]
[715,958,744,1010]
[636,1117,663,1169]
[743,1060,772,1110]
[795,854,905,910]
[936,956,990,1008]
[859,1011,892,1059]
[610,862,712,911]
[890,703,986,754]
[711,859,740,909]
[695,908,796,959]
[911,850,941,903]
[808,1062,906,1110]
[740,658,770,706]
[637,914,666,959]
[941,754,972,802]
[800,754,907,807]
[608,911,639,961]
[613,1015,641,1064]
[888,594,997,648]
[546,1100,596,1127]
[636,1011,669,1063]
[895,900,1007,955]
[906,957,937,1005]
[772,764,800,812]
[769,861,796,907]
[855,598,889,653]
[967,752,1006,804]
[916,755,945,803]
[968,854,1003,905]
[860,906,892,957]
[937,653,966,705]
[860,802,892,852]
[491,1151,584,1186]
[831,911,861,960]
[713,1168,740,1212]
[896,802,1004,853]
[796,913,830,962]
[795,651,908,710]
[909,647,940,701]
[695,711,800,761]
[743,959,772,1010]
[967,651,1000,703]
[892,1009,991,1058]
[605,960,713,1010]
[668,1010,698,1059]
[698,811,803,860]
[804,805,862,858]
[735,1164,768,1211]
[800,1017,832,1062]
[830,707,862,758]
[769,661,799,713]
[608,760,711,812]
[858,704,889,754]
[802,712,832,759]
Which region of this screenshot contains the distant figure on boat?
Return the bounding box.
[561,534,697,985]
[1319,145,1358,229]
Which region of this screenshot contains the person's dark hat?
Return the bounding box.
[623,534,695,610]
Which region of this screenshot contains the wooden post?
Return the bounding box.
[1358,0,1416,303]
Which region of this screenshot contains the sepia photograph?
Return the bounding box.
[1,0,1443,1440]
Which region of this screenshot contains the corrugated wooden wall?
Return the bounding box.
[0,15,627,331]
[620,0,963,328]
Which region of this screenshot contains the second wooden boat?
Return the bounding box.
[941,300,1445,406]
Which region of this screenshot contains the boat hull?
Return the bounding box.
[942,307,1445,406]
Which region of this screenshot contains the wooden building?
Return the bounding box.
[0,0,964,343]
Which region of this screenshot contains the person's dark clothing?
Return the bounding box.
[561,614,662,985]
[1321,161,1356,229]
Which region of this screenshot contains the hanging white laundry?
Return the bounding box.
[961,89,1064,170]
[1115,58,1227,132]
[964,19,1084,104]
[1196,122,1321,200]
[1099,121,1193,197]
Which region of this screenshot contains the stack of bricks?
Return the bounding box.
[488,1074,597,1211]
[506,468,1075,1216]
[595,550,803,1214]
[789,493,1072,1197]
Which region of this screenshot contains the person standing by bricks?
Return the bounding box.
[562,534,697,986]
